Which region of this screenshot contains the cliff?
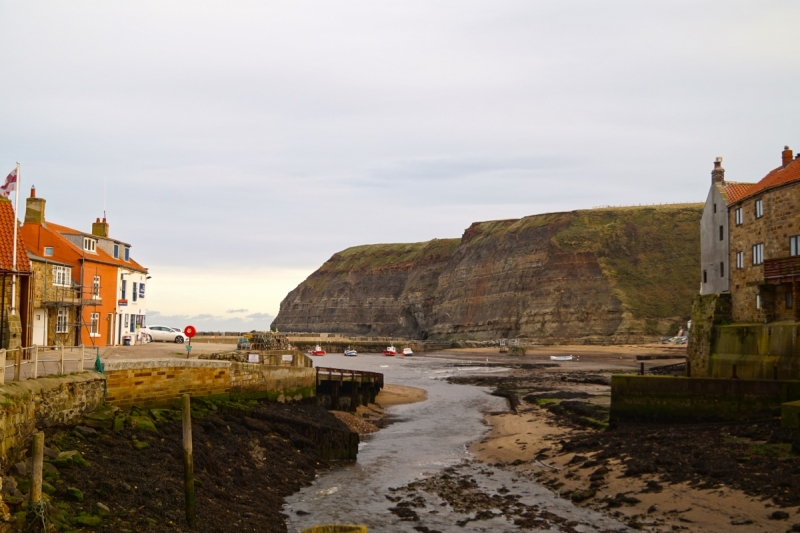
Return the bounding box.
[272,204,703,343]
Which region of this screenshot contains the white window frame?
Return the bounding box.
[56,308,68,334]
[124,247,130,261]
[736,251,744,269]
[755,199,763,219]
[753,243,764,265]
[43,246,53,257]
[52,265,71,287]
[756,293,762,310]
[92,275,101,299]
[791,235,800,257]
[89,313,100,337]
[735,207,743,226]
[83,237,97,252]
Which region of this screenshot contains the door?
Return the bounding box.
[32,309,46,346]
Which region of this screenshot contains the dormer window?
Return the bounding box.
[44,247,53,257]
[83,237,97,253]
[124,247,130,261]
[113,244,119,259]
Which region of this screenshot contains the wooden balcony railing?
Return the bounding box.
[764,256,800,280]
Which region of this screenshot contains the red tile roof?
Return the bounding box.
[725,157,800,205]
[0,199,31,273]
[21,220,146,273]
[723,182,759,205]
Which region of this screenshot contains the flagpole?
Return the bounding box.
[10,162,19,316]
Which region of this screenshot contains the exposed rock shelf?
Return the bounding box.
[273,205,702,343]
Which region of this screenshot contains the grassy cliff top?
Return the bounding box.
[319,238,462,273]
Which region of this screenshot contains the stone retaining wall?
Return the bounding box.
[611,375,800,423]
[104,359,315,408]
[0,372,105,468]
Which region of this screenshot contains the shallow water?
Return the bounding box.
[285,353,628,532]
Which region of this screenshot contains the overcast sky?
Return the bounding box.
[1,1,799,330]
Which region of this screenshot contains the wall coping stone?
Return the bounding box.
[104,359,231,371]
[0,372,105,398]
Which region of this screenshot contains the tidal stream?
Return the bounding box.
[285,353,629,532]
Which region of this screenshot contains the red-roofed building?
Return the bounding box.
[0,197,33,351]
[20,188,148,347]
[700,146,800,323]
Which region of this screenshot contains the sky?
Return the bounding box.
[1,1,799,331]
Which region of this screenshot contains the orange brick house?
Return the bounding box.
[20,187,148,347]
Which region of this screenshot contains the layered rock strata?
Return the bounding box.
[272,205,702,343]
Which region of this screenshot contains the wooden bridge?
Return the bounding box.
[315,367,384,411]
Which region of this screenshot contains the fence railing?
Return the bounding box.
[0,345,93,385]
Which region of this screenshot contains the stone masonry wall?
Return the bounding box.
[104,359,230,408]
[104,359,316,408]
[0,372,105,468]
[729,182,800,323]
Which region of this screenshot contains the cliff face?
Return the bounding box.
[273,239,461,338]
[272,205,702,343]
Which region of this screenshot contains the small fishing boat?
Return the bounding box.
[344,348,358,356]
[549,355,573,361]
[309,345,326,356]
[402,347,413,356]
[382,345,398,356]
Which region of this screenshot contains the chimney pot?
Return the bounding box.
[711,157,725,184]
[782,145,793,167]
[30,186,35,198]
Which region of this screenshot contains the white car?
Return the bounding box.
[141,325,186,343]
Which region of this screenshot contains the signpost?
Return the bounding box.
[184,325,196,358]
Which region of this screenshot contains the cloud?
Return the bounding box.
[226,308,248,313]
[149,310,275,332]
[2,1,799,319]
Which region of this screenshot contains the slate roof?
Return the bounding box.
[0,198,31,273]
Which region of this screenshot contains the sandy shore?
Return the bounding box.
[375,383,428,406]
[471,391,799,532]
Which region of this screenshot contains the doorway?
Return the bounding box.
[32,308,46,346]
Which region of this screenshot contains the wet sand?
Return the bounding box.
[376,383,428,406]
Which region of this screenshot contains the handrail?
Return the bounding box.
[0,345,89,385]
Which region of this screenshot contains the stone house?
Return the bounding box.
[20,187,148,347]
[0,197,33,350]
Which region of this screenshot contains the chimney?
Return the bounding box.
[92,217,109,238]
[24,187,45,224]
[782,145,793,167]
[711,157,725,184]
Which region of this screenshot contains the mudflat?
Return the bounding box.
[444,350,800,533]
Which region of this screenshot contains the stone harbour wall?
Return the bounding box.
[104,359,316,408]
[0,372,105,468]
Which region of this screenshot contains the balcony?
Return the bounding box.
[764,256,800,282]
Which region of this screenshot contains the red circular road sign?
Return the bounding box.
[184,325,197,338]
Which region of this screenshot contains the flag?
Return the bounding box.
[1,168,17,198]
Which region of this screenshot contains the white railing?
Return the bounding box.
[0,345,92,385]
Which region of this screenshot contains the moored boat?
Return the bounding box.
[344,348,358,356]
[382,345,398,356]
[402,347,413,356]
[309,344,326,356]
[549,355,573,361]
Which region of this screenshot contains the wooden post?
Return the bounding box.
[59,345,65,375]
[640,362,645,375]
[14,348,20,382]
[732,364,738,379]
[182,394,196,529]
[32,345,38,379]
[30,431,44,503]
[80,344,85,371]
[0,349,5,385]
